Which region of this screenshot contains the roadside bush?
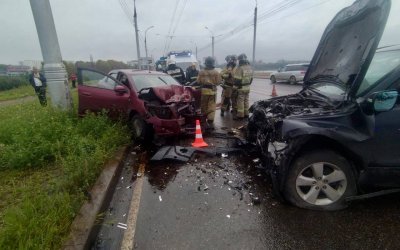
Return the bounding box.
[0,101,130,249]
[0,76,29,91]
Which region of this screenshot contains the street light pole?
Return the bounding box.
[144,25,154,70]
[190,40,198,61]
[133,0,141,69]
[252,0,258,65]
[205,26,215,58]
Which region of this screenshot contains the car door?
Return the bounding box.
[77,68,130,119]
[363,75,400,187]
[372,88,400,168]
[275,66,286,81]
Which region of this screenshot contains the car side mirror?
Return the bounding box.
[373,90,398,112]
[114,85,128,95]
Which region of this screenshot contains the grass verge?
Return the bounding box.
[0,100,130,249]
[0,85,35,102]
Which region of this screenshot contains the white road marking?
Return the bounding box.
[121,162,146,250]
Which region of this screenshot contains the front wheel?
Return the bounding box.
[289,76,296,85]
[270,75,276,84]
[129,115,150,141]
[283,150,357,211]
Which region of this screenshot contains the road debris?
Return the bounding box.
[117,222,128,230]
[159,195,163,202]
[226,215,231,218]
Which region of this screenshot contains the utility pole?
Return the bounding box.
[144,26,154,70]
[190,40,198,61]
[252,0,258,65]
[29,0,72,110]
[133,0,141,69]
[211,36,215,58]
[205,26,215,58]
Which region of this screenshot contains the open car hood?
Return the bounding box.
[304,0,391,97]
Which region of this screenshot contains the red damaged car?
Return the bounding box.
[77,68,202,139]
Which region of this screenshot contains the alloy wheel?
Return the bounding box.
[295,162,347,206]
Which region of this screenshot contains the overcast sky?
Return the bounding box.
[1,0,399,65]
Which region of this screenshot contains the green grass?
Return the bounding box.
[0,85,35,102]
[0,99,130,249]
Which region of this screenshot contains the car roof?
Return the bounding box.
[285,63,309,67]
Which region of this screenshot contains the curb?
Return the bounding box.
[63,146,130,250]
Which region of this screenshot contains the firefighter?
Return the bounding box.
[185,62,199,84]
[220,55,237,117]
[165,59,186,84]
[197,56,222,129]
[233,53,253,120]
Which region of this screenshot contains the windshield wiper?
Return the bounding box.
[158,77,169,85]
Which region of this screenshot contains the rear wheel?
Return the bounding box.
[289,76,296,85]
[283,150,357,211]
[270,75,276,84]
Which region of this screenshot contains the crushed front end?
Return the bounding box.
[247,90,342,187]
[139,85,203,136]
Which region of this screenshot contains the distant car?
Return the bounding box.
[77,68,203,139]
[247,0,397,210]
[270,63,309,84]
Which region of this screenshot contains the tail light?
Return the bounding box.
[300,71,306,75]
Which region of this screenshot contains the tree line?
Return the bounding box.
[63,60,133,76]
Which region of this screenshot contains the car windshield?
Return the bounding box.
[356,48,400,96]
[130,74,179,91]
[286,65,308,71]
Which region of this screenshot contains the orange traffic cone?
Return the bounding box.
[192,120,208,148]
[271,84,278,97]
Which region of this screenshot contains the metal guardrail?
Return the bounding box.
[253,71,272,79]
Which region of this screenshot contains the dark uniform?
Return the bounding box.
[186,63,199,84]
[220,55,237,116]
[197,57,222,127]
[165,61,186,84]
[29,67,47,106]
[233,54,253,119]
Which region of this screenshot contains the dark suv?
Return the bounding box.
[247,0,398,210]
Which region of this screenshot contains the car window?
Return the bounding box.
[130,74,178,91]
[81,70,117,90]
[109,72,117,79]
[286,65,309,71]
[357,49,400,96]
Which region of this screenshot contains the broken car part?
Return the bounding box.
[247,0,397,211]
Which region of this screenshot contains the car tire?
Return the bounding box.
[283,150,357,211]
[270,75,276,84]
[130,115,149,141]
[289,76,296,85]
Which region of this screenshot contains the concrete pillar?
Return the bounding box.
[30,0,72,109]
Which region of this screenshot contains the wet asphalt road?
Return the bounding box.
[93,79,400,250]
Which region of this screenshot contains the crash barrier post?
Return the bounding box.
[271,84,278,97]
[191,119,208,148]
